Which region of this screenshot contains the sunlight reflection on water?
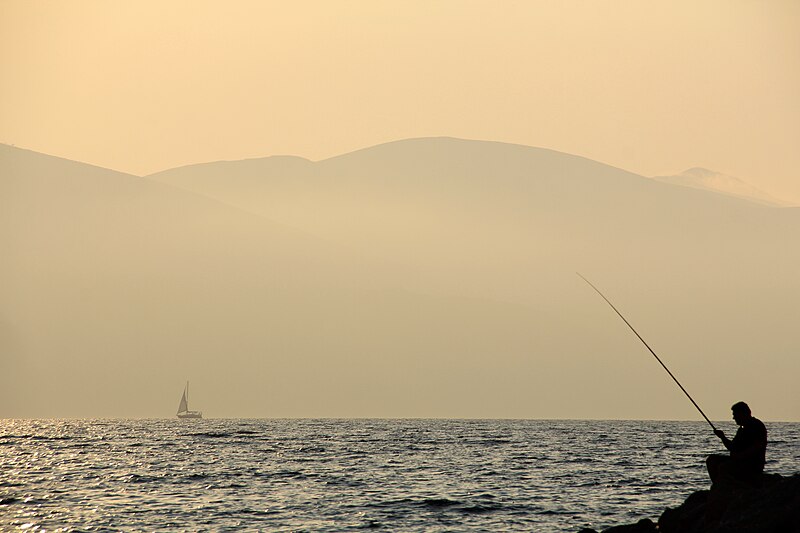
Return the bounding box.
[0,419,797,531]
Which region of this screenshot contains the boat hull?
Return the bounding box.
[177,411,202,419]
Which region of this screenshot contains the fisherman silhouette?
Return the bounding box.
[706,401,767,485]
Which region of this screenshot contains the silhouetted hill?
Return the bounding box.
[0,145,357,415]
[0,144,564,418]
[150,137,798,298]
[148,138,800,421]
[3,140,799,420]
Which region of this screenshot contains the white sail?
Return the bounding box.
[177,383,189,414]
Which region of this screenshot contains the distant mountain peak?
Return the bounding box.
[653,168,790,207]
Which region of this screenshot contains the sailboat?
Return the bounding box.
[176,381,202,419]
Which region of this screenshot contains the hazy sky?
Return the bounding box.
[2,0,799,203]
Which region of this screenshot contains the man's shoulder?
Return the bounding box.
[748,417,767,434]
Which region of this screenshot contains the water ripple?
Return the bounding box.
[0,419,797,531]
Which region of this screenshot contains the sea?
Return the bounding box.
[1,419,798,532]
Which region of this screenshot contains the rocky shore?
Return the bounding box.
[580,473,800,532]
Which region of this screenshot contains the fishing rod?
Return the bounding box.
[577,273,716,431]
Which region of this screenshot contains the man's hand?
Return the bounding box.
[714,429,726,440]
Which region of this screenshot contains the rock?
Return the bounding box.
[603,518,657,532]
[657,489,709,531]
[658,473,800,533]
[578,518,656,533]
[586,473,800,533]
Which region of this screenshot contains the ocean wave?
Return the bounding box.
[122,474,164,484]
[365,496,508,515]
[2,418,797,531]
[187,431,235,438]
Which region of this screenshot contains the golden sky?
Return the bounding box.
[2,1,799,203]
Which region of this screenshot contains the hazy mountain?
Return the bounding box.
[0,144,360,416]
[3,140,799,420]
[653,167,791,207]
[149,137,797,303]
[148,138,800,421]
[0,144,580,418]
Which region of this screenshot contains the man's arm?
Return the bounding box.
[714,429,734,451]
[720,423,767,460]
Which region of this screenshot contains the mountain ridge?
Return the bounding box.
[2,139,799,420]
[148,137,783,216]
[5,139,788,210]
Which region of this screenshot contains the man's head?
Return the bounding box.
[731,401,752,425]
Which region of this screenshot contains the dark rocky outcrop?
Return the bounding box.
[580,473,800,533]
